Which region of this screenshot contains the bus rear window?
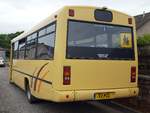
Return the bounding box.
[94,9,113,22]
[66,20,135,60]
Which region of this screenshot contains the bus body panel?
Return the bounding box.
[54,6,138,91]
[10,6,138,102]
[60,60,138,90]
[12,60,57,99]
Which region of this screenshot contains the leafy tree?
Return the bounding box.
[137,34,150,46]
[0,31,24,58]
[0,31,24,49]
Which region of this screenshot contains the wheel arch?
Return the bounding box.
[24,77,29,91]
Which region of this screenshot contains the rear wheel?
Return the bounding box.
[26,83,36,104]
[9,75,14,84]
[9,80,13,84]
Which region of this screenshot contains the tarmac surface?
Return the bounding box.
[0,67,140,113]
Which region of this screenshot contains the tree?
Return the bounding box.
[0,31,24,49]
[137,34,150,46]
[0,31,24,58]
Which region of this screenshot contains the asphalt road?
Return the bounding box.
[0,67,138,113]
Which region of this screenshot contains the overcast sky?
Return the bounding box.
[0,0,150,33]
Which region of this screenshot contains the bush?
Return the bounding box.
[137,34,150,46]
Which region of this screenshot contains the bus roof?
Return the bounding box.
[11,6,132,43]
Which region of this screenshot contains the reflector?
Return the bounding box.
[69,9,74,17]
[128,18,132,24]
[131,66,136,82]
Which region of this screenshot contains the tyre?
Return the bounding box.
[26,83,36,104]
[9,80,13,84]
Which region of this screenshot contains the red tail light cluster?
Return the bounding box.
[131,66,136,82]
[63,66,71,85]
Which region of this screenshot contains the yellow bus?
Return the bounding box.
[9,6,139,103]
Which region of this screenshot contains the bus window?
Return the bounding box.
[13,41,19,59]
[36,22,56,60]
[27,33,37,41]
[39,28,46,37]
[18,38,26,59]
[37,33,55,60]
[67,20,134,60]
[25,36,37,60]
[46,24,55,34]
[94,9,113,22]
[12,43,14,59]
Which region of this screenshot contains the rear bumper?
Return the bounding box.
[52,87,139,102]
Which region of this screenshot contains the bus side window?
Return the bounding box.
[12,43,14,59]
[13,41,19,59]
[37,33,55,59]
[18,38,26,59]
[37,23,56,60]
[25,34,37,60]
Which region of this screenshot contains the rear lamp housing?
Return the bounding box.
[63,66,71,85]
[131,66,136,82]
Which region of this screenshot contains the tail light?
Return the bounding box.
[131,66,136,82]
[69,9,75,17]
[63,66,71,85]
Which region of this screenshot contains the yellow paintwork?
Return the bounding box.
[9,6,138,102]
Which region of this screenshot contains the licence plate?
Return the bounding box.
[94,92,114,100]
